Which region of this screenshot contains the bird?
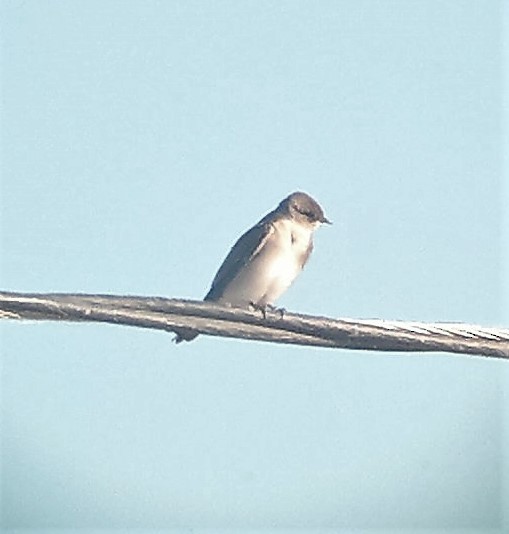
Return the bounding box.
[174,191,330,343]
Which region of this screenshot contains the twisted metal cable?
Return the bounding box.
[0,291,508,359]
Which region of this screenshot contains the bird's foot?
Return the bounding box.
[249,302,285,320]
[265,303,286,319]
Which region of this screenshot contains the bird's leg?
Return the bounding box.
[273,304,286,319]
[264,303,286,319]
[249,302,285,320]
[249,301,267,318]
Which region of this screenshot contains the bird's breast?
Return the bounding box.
[265,227,308,278]
[217,219,314,306]
[256,219,313,302]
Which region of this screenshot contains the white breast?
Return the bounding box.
[218,218,315,307]
[258,219,313,304]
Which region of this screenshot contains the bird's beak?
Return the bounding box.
[321,217,332,225]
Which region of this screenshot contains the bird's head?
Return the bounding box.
[280,191,331,227]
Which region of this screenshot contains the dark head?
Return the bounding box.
[279,191,331,227]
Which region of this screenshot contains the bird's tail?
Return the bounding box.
[173,328,199,344]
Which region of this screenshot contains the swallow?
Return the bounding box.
[175,191,330,342]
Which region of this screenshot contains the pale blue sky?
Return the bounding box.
[1,0,508,532]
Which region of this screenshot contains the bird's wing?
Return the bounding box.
[205,220,274,301]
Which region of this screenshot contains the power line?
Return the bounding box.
[1,291,508,359]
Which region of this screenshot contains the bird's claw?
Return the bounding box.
[249,302,285,320]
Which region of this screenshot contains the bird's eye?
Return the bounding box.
[294,205,315,220]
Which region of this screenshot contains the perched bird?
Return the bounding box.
[175,191,330,342]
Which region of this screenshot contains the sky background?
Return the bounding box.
[1,0,508,532]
